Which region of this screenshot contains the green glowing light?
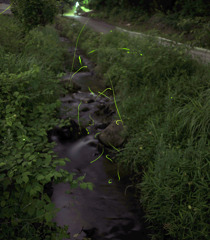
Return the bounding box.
[95,88,112,100]
[78,101,82,130]
[108,179,112,184]
[70,18,90,83]
[94,132,100,138]
[108,142,120,152]
[79,56,82,65]
[116,120,123,125]
[90,147,104,163]
[88,87,95,96]
[89,114,94,126]
[88,50,96,55]
[69,66,87,84]
[106,155,113,163]
[108,74,123,126]
[0,3,12,15]
[81,6,91,12]
[117,167,120,181]
[118,48,130,51]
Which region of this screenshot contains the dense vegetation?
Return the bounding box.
[56,15,210,240]
[74,0,210,49]
[84,0,210,16]
[9,0,58,32]
[0,14,93,239]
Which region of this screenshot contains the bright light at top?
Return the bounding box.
[76,2,79,8]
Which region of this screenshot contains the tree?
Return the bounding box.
[10,0,59,32]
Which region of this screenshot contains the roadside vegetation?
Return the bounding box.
[55,15,210,240]
[0,11,93,240]
[75,0,210,50]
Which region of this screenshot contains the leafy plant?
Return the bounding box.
[0,16,93,239]
[0,15,24,54]
[10,0,59,32]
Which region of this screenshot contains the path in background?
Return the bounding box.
[1,3,209,65]
[69,15,210,65]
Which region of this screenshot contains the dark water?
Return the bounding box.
[50,37,148,240]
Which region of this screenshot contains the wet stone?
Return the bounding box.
[81,106,89,112]
[47,119,87,143]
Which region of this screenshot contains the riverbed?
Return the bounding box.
[50,36,149,240]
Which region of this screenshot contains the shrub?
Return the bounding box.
[11,0,59,32]
[22,25,66,73]
[0,50,69,240]
[0,15,24,53]
[0,19,93,239]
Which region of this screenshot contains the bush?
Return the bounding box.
[22,25,66,73]
[174,0,210,17]
[11,0,59,32]
[0,18,93,239]
[0,47,69,240]
[0,15,24,54]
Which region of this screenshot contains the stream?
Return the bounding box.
[49,37,148,240]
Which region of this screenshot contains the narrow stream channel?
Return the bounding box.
[50,37,149,240]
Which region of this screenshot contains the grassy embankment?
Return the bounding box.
[55,15,210,240]
[84,7,210,51]
[0,14,93,240]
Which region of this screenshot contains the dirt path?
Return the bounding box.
[69,15,116,34]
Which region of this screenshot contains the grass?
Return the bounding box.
[55,15,210,240]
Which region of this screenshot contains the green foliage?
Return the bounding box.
[0,15,24,54]
[174,0,210,17]
[0,17,93,239]
[140,138,209,239]
[10,0,59,32]
[87,0,210,17]
[175,16,210,48]
[0,45,68,240]
[22,25,66,73]
[96,30,197,89]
